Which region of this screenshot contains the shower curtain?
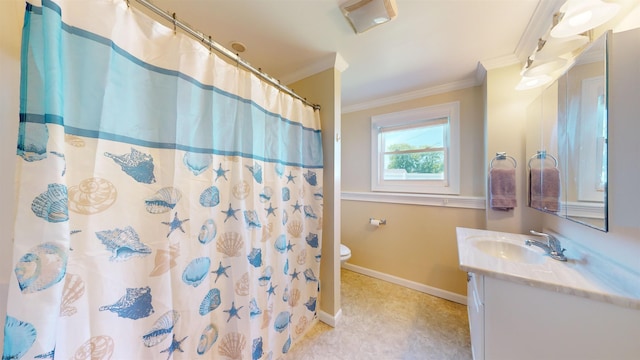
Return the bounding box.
[3,0,323,359]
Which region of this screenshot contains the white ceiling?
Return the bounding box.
[141,0,544,108]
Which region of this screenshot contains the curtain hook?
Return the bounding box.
[208,35,212,54]
[172,13,176,35]
[125,0,130,7]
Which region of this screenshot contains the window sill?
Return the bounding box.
[341,191,485,209]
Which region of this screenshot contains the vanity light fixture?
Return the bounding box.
[515,74,553,91]
[550,0,621,38]
[340,0,398,34]
[515,0,618,91]
[522,57,568,77]
[534,34,589,61]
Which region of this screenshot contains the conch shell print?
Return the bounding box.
[99,287,154,320]
[145,187,181,214]
[96,226,152,262]
[142,310,180,347]
[14,242,67,293]
[104,148,156,184]
[68,177,117,215]
[31,183,68,223]
[149,243,180,277]
[252,337,264,360]
[246,162,263,184]
[303,170,317,186]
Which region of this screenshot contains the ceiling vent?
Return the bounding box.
[340,0,398,34]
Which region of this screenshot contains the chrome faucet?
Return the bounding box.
[525,230,567,261]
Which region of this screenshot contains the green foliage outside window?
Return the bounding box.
[386,143,444,174]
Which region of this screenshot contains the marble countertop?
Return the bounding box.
[457,227,640,310]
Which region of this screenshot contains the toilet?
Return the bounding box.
[340,244,351,264]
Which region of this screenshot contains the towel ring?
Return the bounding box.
[490,152,517,168]
[528,150,558,168]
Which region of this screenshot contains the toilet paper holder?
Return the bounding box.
[369,218,387,226]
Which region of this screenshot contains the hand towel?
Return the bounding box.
[529,167,560,212]
[489,167,517,210]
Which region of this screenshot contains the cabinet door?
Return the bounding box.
[467,272,484,360]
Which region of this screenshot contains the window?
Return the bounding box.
[371,102,460,194]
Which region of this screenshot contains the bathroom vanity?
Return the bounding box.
[457,227,640,360]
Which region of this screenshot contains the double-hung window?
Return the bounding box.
[371,102,460,194]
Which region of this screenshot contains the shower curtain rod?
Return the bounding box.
[133,0,320,111]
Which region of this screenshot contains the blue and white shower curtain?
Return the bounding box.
[3,0,323,359]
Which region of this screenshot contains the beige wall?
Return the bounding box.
[341,86,486,297]
[0,0,24,352]
[289,68,342,321]
[342,86,485,196]
[485,64,545,234]
[342,201,484,295]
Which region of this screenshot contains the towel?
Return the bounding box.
[489,167,517,210]
[529,167,560,212]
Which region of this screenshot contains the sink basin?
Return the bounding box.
[473,240,545,264]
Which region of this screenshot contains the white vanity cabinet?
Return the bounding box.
[458,227,640,360]
[466,272,484,360]
[466,272,640,360]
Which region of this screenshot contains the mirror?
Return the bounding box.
[526,32,608,231]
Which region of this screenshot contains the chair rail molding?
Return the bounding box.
[341,191,485,209]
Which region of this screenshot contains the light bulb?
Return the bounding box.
[550,0,620,38]
[515,75,553,91]
[568,10,593,27]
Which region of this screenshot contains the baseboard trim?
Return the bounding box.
[342,263,467,305]
[317,308,342,328]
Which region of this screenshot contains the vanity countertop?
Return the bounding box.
[457,227,640,310]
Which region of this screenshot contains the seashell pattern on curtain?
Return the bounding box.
[3,0,323,359]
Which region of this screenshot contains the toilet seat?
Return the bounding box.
[340,244,351,259]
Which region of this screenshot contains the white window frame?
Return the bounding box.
[371,102,460,195]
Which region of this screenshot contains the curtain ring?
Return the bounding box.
[172,13,176,35]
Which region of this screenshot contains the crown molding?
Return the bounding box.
[515,0,566,63]
[475,61,488,85]
[280,52,349,85]
[342,77,479,114]
[479,53,521,71]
